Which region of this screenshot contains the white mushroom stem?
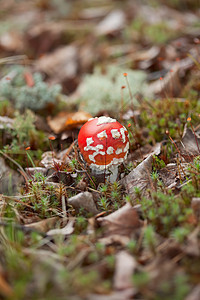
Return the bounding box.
[90,164,119,183]
[106,165,119,183]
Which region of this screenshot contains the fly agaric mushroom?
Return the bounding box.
[78,116,129,182]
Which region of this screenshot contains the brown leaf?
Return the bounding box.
[95,10,126,36]
[35,45,78,83]
[0,273,13,298]
[47,218,75,236]
[0,157,24,195]
[177,127,200,161]
[113,251,137,290]
[183,227,200,257]
[158,163,188,189]
[88,288,135,300]
[0,32,23,52]
[149,56,195,96]
[47,111,92,134]
[185,285,200,300]
[121,154,154,199]
[97,203,142,237]
[191,198,200,220]
[0,116,14,129]
[25,217,60,233]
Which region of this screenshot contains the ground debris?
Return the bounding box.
[177,126,200,161]
[121,154,154,199]
[95,9,126,36]
[68,191,99,215]
[47,111,92,134]
[113,251,137,290]
[97,202,142,238]
[185,285,200,300]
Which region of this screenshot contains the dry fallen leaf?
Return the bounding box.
[177,127,200,161]
[0,116,14,129]
[95,9,126,36]
[185,284,200,300]
[113,251,137,290]
[191,198,200,220]
[149,56,195,96]
[0,157,24,195]
[88,288,135,300]
[35,45,78,83]
[25,216,60,233]
[47,111,92,134]
[0,272,13,298]
[47,218,75,236]
[0,31,23,52]
[183,227,200,257]
[97,202,142,237]
[121,154,154,199]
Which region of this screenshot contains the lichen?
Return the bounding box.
[0,66,62,111]
[78,65,151,115]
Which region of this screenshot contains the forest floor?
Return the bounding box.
[0,0,200,299]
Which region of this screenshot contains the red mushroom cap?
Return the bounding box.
[78,116,129,170]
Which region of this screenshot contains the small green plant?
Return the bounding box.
[171,227,190,243]
[156,273,190,300]
[16,172,61,218]
[11,110,36,145]
[132,271,150,289]
[97,181,124,211]
[143,225,158,254]
[98,196,109,211]
[140,191,193,236]
[127,239,138,254]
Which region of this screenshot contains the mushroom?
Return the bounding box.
[78,116,129,182]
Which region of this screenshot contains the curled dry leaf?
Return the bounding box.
[88,288,135,300]
[95,9,126,36]
[46,171,73,185]
[47,111,92,134]
[97,202,142,237]
[113,251,137,290]
[121,154,154,199]
[40,151,60,168]
[27,22,67,55]
[68,191,99,215]
[0,31,23,52]
[0,157,24,195]
[0,116,14,129]
[0,273,13,298]
[158,163,188,189]
[47,218,75,236]
[25,216,60,233]
[183,227,200,257]
[185,284,200,300]
[35,45,78,83]
[149,56,195,96]
[191,198,200,220]
[177,127,200,161]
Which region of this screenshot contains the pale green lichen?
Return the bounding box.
[78,65,151,115]
[0,66,61,111]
